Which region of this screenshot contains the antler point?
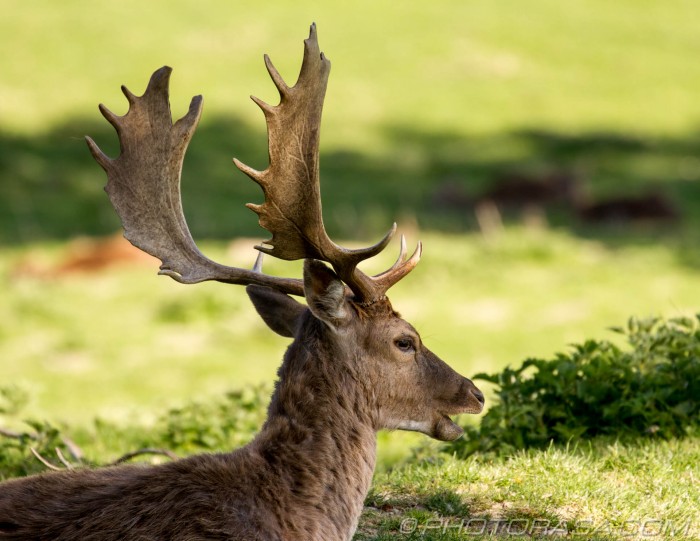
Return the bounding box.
[235,159,265,185]
[414,241,423,259]
[252,251,265,273]
[121,85,137,104]
[98,103,122,130]
[173,95,203,135]
[250,95,275,115]
[255,243,274,256]
[158,268,185,283]
[146,66,173,95]
[264,55,289,97]
[304,24,321,57]
[187,94,203,113]
[85,136,112,170]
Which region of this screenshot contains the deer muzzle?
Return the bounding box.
[433,377,485,441]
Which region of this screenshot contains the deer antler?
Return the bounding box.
[236,23,420,302]
[86,23,419,302]
[85,67,303,295]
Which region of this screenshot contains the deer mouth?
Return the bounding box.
[434,400,485,441]
[394,406,481,441]
[433,413,464,441]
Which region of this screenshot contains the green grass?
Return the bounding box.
[1,0,700,244]
[358,438,700,540]
[3,227,700,473]
[3,0,700,136]
[2,387,698,540]
[3,229,700,427]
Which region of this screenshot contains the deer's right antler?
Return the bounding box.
[87,24,420,303]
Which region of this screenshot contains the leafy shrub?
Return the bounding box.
[0,384,272,478]
[449,315,700,457]
[1,386,69,478]
[0,421,74,479]
[158,385,270,453]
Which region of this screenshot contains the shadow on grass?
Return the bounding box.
[1,115,699,266]
[361,486,609,540]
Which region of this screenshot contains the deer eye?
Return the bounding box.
[394,338,415,353]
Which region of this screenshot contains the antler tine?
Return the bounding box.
[252,251,265,273]
[346,237,422,304]
[85,136,112,171]
[97,104,123,136]
[263,55,290,99]
[381,234,408,276]
[87,66,304,296]
[121,85,138,105]
[371,240,422,292]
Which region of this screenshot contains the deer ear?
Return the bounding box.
[246,285,306,338]
[303,259,349,327]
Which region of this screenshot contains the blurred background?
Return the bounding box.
[1,0,699,436]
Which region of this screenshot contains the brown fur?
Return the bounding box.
[0,263,483,541]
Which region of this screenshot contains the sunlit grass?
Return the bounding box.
[359,438,700,540]
[1,0,699,138]
[2,228,699,428]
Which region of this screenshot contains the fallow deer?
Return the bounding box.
[0,25,484,541]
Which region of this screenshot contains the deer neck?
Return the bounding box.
[252,331,377,538]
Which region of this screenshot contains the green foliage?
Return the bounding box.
[0,384,271,479]
[157,385,269,453]
[450,316,700,457]
[0,418,74,479]
[0,387,68,479]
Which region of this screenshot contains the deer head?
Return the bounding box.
[248,261,484,443]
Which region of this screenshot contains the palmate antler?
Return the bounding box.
[86,23,420,303]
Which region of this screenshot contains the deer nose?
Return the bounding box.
[471,388,485,406]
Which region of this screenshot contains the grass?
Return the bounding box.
[2,0,700,136]
[358,438,700,540]
[1,0,700,245]
[3,229,700,427]
[2,226,700,472]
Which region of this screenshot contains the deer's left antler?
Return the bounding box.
[235,23,420,302]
